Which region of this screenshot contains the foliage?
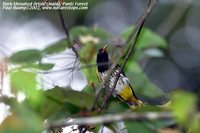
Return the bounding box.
[170,90,199,132]
[9,49,41,64]
[41,39,70,56]
[0,25,199,133]
[122,26,167,60]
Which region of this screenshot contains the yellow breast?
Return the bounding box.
[119,85,137,101]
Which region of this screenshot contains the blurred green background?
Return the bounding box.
[0,0,200,133]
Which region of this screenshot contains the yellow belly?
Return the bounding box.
[119,85,137,101]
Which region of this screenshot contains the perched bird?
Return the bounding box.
[96,44,143,109]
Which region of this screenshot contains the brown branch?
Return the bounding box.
[97,0,158,113]
[47,112,174,129]
[90,0,158,112]
[58,10,70,40]
[99,22,145,112]
[125,0,152,45]
[91,56,122,111]
[58,10,79,57]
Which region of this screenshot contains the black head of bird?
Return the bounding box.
[97,45,109,73]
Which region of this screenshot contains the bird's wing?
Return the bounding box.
[114,65,139,99]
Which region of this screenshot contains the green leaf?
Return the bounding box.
[37,63,55,70]
[13,63,55,71]
[45,87,95,108]
[126,121,153,133]
[70,26,110,46]
[42,39,69,55]
[69,26,111,63]
[125,106,175,133]
[23,90,81,120]
[94,124,102,133]
[9,49,41,64]
[25,94,62,120]
[83,67,99,83]
[134,105,164,112]
[82,86,95,94]
[170,90,197,124]
[11,70,37,93]
[89,27,111,45]
[69,26,88,41]
[120,27,169,103]
[125,61,166,99]
[122,26,167,50]
[122,26,167,61]
[106,97,129,113]
[0,116,41,133]
[11,70,42,105]
[0,104,43,133]
[151,119,176,129]
[125,105,175,132]
[28,63,54,70]
[47,103,81,121]
[188,116,200,133]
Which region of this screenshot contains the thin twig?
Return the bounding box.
[99,0,158,113]
[47,112,174,128]
[91,55,122,111]
[100,21,144,112]
[90,0,158,112]
[58,10,70,40]
[58,10,79,57]
[125,0,152,45]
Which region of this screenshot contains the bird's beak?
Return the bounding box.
[102,44,108,53]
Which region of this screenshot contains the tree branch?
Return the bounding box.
[91,55,122,111]
[98,0,158,112]
[47,112,174,129]
[58,10,79,57]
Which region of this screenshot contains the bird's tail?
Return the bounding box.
[129,98,143,110]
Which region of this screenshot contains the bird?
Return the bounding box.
[96,44,143,110]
